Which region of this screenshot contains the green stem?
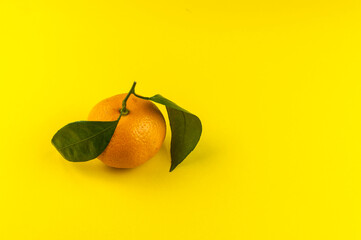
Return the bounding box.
[119,82,152,116]
[133,92,150,100]
[120,81,137,115]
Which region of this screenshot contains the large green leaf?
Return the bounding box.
[51,120,119,162]
[150,94,202,171]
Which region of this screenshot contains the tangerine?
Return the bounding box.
[88,93,166,168]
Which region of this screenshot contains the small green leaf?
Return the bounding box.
[150,94,202,171]
[51,120,119,162]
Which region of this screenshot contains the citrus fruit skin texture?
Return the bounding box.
[88,94,166,168]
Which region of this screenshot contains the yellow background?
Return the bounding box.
[1,1,360,239]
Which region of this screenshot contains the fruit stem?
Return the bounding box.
[120,81,137,115]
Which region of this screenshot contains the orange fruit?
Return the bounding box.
[88,94,166,168]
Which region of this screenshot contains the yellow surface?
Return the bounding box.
[1,1,360,239]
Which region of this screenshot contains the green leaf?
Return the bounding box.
[150,94,202,171]
[51,120,119,162]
